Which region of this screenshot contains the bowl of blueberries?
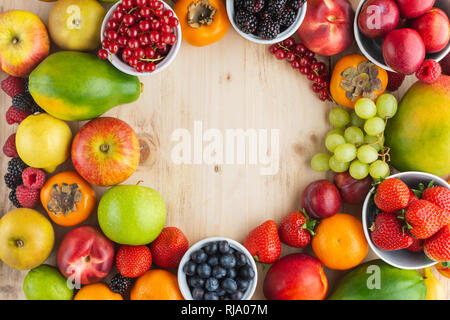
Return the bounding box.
[178,237,257,300]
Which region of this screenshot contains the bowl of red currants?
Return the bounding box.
[99,0,182,75]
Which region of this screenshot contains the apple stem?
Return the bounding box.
[100,144,109,153]
[15,239,24,248]
[12,37,19,45]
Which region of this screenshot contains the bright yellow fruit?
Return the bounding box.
[16,113,72,173]
[422,267,445,300]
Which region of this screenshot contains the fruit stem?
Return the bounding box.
[15,239,24,248]
[100,144,110,153]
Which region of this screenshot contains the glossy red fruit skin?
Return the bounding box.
[334,172,372,204]
[382,28,425,75]
[422,186,450,212]
[358,0,400,39]
[116,245,152,277]
[411,8,450,54]
[374,178,410,213]
[57,225,114,285]
[300,180,341,219]
[263,253,328,300]
[370,212,414,251]
[407,238,424,252]
[395,0,435,19]
[150,227,189,269]
[405,199,450,239]
[278,211,314,248]
[424,224,450,262]
[243,220,281,264]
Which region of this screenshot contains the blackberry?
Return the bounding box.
[109,274,133,294]
[243,0,265,13]
[24,79,30,94]
[279,7,297,27]
[12,93,35,112]
[235,10,258,34]
[30,104,45,114]
[257,17,280,40]
[288,0,306,9]
[235,0,245,10]
[7,158,28,176]
[9,189,22,208]
[267,0,287,16]
[4,173,22,190]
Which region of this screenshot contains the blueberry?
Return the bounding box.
[220,254,236,269]
[191,249,207,264]
[227,268,237,279]
[236,278,250,291]
[204,242,218,255]
[207,255,219,266]
[235,252,247,267]
[212,266,227,279]
[229,291,243,300]
[216,288,226,296]
[205,277,219,292]
[183,261,197,276]
[197,263,212,278]
[191,287,205,300]
[188,276,205,288]
[204,292,219,300]
[218,240,230,254]
[239,265,255,280]
[221,278,238,293]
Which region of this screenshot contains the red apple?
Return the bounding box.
[396,0,435,19]
[440,52,450,75]
[334,171,373,204]
[358,0,400,39]
[0,10,50,77]
[382,28,425,74]
[411,8,450,54]
[71,117,140,187]
[263,253,328,300]
[300,180,341,219]
[297,0,354,56]
[57,225,114,285]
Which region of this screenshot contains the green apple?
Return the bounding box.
[23,265,73,300]
[98,185,166,245]
[0,208,54,270]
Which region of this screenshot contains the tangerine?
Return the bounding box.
[130,269,184,300]
[74,283,123,300]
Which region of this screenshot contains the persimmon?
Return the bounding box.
[40,171,97,227]
[174,0,230,47]
[330,54,388,109]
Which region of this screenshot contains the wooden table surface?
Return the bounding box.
[0,0,448,300]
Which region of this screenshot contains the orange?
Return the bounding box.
[312,213,368,270]
[130,269,184,300]
[74,283,123,300]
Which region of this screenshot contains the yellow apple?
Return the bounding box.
[0,208,54,270]
[0,10,50,77]
[48,0,106,51]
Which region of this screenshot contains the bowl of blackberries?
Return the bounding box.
[178,237,257,300]
[227,0,307,44]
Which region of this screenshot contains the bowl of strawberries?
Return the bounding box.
[362,171,450,270]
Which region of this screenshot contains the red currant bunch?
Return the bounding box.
[98,0,180,73]
[269,38,332,102]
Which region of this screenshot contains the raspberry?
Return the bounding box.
[386,71,405,91]
[6,106,30,125]
[416,59,442,84]
[16,185,40,208]
[22,167,46,190]
[1,76,26,98]
[3,133,18,158]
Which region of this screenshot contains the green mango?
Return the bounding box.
[29,51,141,121]
[328,260,427,300]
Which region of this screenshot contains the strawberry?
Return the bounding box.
[424,225,450,262]
[278,209,316,248]
[374,178,410,213]
[422,186,450,212]
[407,188,419,207]
[116,245,152,278]
[244,220,281,264]
[370,212,414,251]
[407,238,424,252]
[1,76,25,97]
[405,199,450,239]
[150,227,189,269]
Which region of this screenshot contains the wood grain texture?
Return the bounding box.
[0,0,448,300]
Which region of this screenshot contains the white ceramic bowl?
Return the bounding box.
[178,237,257,300]
[354,0,450,72]
[101,0,182,76]
[362,171,450,270]
[226,0,307,44]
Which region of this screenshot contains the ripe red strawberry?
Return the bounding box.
[116,245,152,278]
[278,210,316,248]
[150,227,189,269]
[244,220,281,264]
[370,212,414,251]
[15,185,40,208]
[405,199,450,239]
[424,225,450,262]
[386,70,405,91]
[2,133,18,158]
[422,186,450,212]
[407,188,419,207]
[374,178,410,213]
[1,76,26,97]
[6,106,30,125]
[407,238,424,252]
